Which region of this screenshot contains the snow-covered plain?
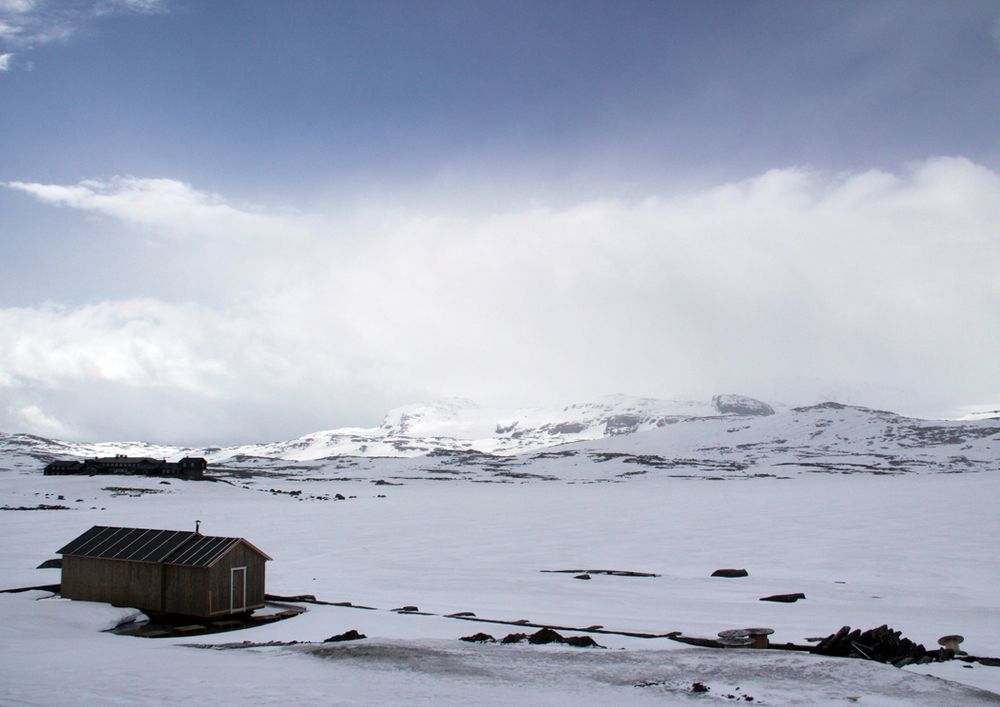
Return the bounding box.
[2,470,1000,702]
[1,399,999,704]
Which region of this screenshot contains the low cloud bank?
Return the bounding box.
[3,157,998,443]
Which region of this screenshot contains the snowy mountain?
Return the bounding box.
[1,395,996,482]
[0,394,739,463]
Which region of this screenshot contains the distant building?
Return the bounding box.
[57,525,271,618]
[43,455,207,479]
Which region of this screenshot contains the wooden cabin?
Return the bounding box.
[57,525,271,618]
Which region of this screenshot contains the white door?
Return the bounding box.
[231,566,247,612]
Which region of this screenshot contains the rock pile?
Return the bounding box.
[811,625,943,667]
[462,628,602,648]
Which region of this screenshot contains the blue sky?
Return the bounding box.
[3,2,999,190]
[2,1,999,443]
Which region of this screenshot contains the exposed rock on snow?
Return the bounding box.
[500,632,528,644]
[494,627,604,648]
[713,394,775,416]
[760,593,807,603]
[712,568,750,578]
[528,627,565,644]
[604,414,643,436]
[323,630,366,642]
[460,632,496,643]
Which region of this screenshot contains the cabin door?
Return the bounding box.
[231,567,247,613]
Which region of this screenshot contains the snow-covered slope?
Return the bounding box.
[0,394,737,463]
[1,396,996,482]
[224,394,733,459]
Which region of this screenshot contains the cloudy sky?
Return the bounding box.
[2,0,999,444]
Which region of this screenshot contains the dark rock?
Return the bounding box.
[604,414,642,436]
[562,635,602,648]
[574,574,592,580]
[460,632,495,643]
[550,422,586,434]
[712,568,749,578]
[712,394,775,416]
[500,632,528,644]
[446,611,477,618]
[528,628,565,644]
[759,593,806,603]
[691,682,710,693]
[392,605,419,612]
[334,493,346,500]
[323,629,366,642]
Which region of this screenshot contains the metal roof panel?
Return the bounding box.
[57,526,270,566]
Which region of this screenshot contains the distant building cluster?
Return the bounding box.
[44,455,208,480]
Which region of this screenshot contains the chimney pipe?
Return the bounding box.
[195,520,201,534]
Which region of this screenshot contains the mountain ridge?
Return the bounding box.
[1,394,997,482]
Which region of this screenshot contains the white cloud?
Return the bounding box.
[0,0,166,69]
[0,51,10,69]
[0,1,36,14]
[2,157,999,443]
[10,404,74,438]
[6,176,284,240]
[0,299,230,393]
[95,0,166,15]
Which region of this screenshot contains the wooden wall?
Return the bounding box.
[61,541,267,618]
[207,542,267,616]
[163,565,210,616]
[62,556,163,611]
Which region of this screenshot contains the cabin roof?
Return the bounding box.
[57,525,272,567]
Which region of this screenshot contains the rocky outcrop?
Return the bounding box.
[712,394,774,416]
[604,414,642,436]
